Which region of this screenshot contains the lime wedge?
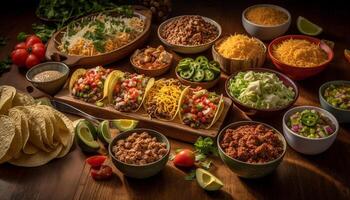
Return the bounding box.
[344,49,350,63]
[111,119,138,132]
[297,16,322,36]
[196,168,223,191]
[97,120,112,144]
[75,121,100,153]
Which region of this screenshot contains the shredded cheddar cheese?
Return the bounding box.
[217,34,265,60]
[272,39,328,67]
[144,79,183,120]
[245,6,288,26]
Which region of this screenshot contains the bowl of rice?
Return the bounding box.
[268,35,334,80]
[212,34,266,75]
[242,4,291,41]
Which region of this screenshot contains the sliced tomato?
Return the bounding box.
[90,165,113,180]
[86,155,107,169]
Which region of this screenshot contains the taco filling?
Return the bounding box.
[144,79,184,120]
[113,73,152,112]
[71,66,112,103]
[180,87,222,128]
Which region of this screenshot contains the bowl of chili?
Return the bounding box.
[217,121,287,178]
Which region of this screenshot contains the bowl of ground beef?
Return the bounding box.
[217,121,287,178]
[109,128,170,179]
[158,15,222,54]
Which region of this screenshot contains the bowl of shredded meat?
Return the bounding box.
[157,15,222,54]
[217,121,286,178]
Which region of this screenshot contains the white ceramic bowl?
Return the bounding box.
[282,106,339,155]
[158,15,222,54]
[242,4,291,41]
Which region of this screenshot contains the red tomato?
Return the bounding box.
[25,35,42,47]
[15,42,26,49]
[90,165,113,180]
[25,54,40,68]
[86,155,107,169]
[11,49,28,66]
[11,34,45,69]
[173,149,195,168]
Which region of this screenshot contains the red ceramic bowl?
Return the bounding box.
[225,68,299,116]
[268,35,334,80]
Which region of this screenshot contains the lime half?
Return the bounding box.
[297,16,322,36]
[97,120,112,144]
[111,119,138,132]
[196,168,223,191]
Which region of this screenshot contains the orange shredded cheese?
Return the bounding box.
[245,6,288,26]
[273,39,328,67]
[217,34,265,60]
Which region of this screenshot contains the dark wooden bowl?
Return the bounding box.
[45,6,152,67]
[225,68,299,116]
[130,48,173,77]
[175,65,221,89]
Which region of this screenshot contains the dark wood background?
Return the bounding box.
[0,0,350,200]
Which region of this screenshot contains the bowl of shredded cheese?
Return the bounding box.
[242,4,291,40]
[268,35,334,80]
[212,34,266,75]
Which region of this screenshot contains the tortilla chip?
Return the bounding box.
[12,92,35,107]
[51,109,74,158]
[9,145,63,167]
[23,143,39,155]
[0,86,16,115]
[0,115,16,163]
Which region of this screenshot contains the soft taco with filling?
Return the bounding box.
[143,78,187,121]
[109,72,155,112]
[69,66,119,103]
[178,87,224,129]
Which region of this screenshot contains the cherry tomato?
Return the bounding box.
[11,49,28,66]
[173,149,195,168]
[25,35,42,47]
[15,42,26,49]
[86,155,107,169]
[25,54,40,68]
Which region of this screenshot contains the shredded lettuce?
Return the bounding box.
[228,71,295,109]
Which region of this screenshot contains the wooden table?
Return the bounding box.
[1,1,350,199]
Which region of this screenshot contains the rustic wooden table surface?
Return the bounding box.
[1,1,350,200]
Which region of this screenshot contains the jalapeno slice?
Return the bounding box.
[179,58,194,65]
[195,56,208,64]
[179,67,194,79]
[209,61,221,74]
[193,69,205,82]
[204,69,215,81]
[301,111,319,126]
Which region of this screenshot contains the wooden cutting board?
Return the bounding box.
[55,89,232,143]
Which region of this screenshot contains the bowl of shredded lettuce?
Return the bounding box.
[225,68,298,116]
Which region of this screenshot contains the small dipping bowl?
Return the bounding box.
[26,62,70,95]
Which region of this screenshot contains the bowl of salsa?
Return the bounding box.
[283,106,339,155]
[319,80,350,123]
